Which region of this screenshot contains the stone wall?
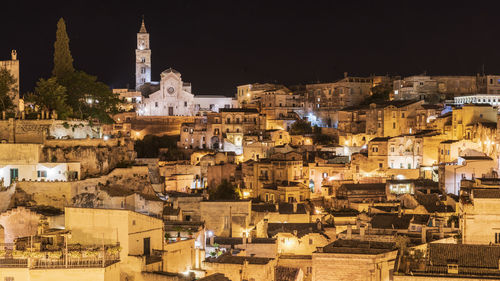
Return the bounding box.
[131,116,196,137]
[14,166,152,209]
[40,138,135,178]
[200,200,252,237]
[0,119,101,144]
[0,207,41,243]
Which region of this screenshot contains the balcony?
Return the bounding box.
[0,243,121,269]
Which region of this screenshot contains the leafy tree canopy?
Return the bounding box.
[209,179,241,200]
[0,68,16,112]
[361,83,392,105]
[26,77,72,119]
[290,119,313,135]
[58,71,119,124]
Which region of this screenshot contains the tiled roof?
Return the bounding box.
[219,108,259,113]
[276,266,300,281]
[252,203,277,212]
[321,239,396,255]
[205,253,273,265]
[267,223,324,238]
[370,214,430,229]
[341,183,386,192]
[415,192,454,213]
[429,243,500,268]
[370,137,392,142]
[473,189,500,199]
[207,237,276,245]
[461,155,493,161]
[198,273,231,281]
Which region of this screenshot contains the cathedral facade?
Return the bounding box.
[135,19,236,116]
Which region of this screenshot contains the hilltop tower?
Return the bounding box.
[136,17,151,90]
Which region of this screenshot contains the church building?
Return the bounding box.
[135,19,236,116]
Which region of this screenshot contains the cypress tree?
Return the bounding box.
[52,18,74,79]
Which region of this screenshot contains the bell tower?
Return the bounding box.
[136,17,151,90]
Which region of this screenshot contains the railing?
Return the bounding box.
[32,258,119,269]
[0,258,28,268]
[0,257,119,269]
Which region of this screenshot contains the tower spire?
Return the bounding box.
[139,16,147,33]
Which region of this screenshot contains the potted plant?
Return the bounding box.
[174,226,184,241]
[48,251,62,260]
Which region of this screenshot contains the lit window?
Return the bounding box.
[37,170,47,178]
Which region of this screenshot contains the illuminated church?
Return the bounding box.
[135,19,236,116]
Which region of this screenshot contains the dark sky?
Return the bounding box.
[2,0,500,96]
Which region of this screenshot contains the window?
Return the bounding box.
[390,146,395,153]
[392,122,396,129]
[401,112,405,118]
[379,163,383,168]
[155,102,158,108]
[141,67,145,74]
[184,101,188,107]
[141,57,146,63]
[132,220,136,226]
[4,277,14,281]
[372,146,378,152]
[495,233,500,243]
[37,170,47,178]
[322,172,328,178]
[309,238,313,245]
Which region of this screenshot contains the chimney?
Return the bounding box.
[421,226,427,244]
[263,219,269,238]
[347,224,352,240]
[293,202,297,213]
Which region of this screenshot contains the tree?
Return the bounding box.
[394,235,410,273]
[59,71,120,123]
[290,119,313,135]
[361,83,392,105]
[52,18,74,79]
[0,68,16,112]
[210,179,241,200]
[26,77,72,119]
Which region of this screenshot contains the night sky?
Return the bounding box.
[2,1,500,96]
